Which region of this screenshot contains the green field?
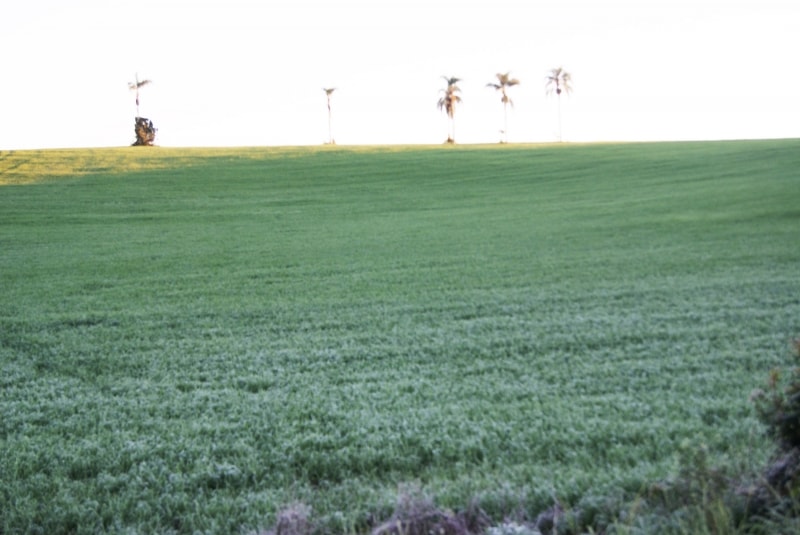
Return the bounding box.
[1,141,799,533]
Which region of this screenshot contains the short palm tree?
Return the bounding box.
[323,88,336,144]
[487,72,520,143]
[545,67,572,141]
[437,76,462,143]
[128,73,152,118]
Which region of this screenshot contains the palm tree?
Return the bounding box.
[437,76,462,143]
[487,72,520,143]
[323,87,336,144]
[128,73,152,118]
[545,67,572,141]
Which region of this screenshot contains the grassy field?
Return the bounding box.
[1,141,799,533]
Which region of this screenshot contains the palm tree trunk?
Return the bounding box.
[557,94,562,142]
[325,94,334,144]
[503,102,509,143]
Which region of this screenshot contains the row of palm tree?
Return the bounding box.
[440,68,572,144]
[131,71,570,146]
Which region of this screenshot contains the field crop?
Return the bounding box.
[1,141,799,533]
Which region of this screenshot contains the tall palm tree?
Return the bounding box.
[437,76,462,143]
[323,87,336,144]
[128,73,152,118]
[487,72,520,143]
[545,67,573,142]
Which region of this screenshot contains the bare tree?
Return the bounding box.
[545,67,573,141]
[437,76,462,144]
[323,88,336,144]
[132,117,157,146]
[487,72,520,143]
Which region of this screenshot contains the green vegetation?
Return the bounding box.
[1,141,799,533]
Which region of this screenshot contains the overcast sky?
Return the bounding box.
[1,0,797,149]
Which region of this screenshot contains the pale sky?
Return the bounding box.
[1,0,798,149]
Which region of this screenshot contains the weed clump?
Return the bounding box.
[259,502,313,535]
[371,484,490,535]
[751,339,800,450]
[744,338,800,519]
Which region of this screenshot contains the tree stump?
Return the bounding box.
[133,117,157,146]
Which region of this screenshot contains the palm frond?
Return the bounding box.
[129,79,152,91]
[545,67,572,96]
[491,72,520,88]
[495,72,520,85]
